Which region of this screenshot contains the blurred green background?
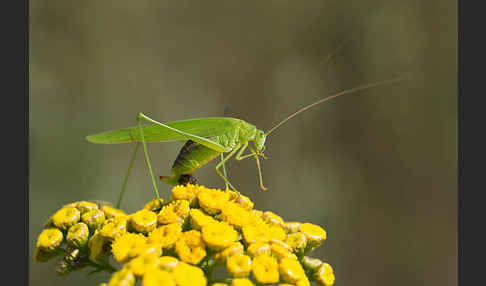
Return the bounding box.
[29,0,456,285]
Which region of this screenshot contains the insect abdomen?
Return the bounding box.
[171,140,220,176]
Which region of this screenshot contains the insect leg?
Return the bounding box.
[235,142,251,160]
[249,145,267,191]
[220,154,229,190]
[116,142,140,208]
[215,145,241,193]
[137,116,161,200]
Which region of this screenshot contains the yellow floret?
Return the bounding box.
[175,230,207,265]
[214,242,244,262]
[285,233,307,254]
[247,242,271,258]
[100,216,128,240]
[81,209,106,231]
[172,262,207,286]
[252,255,280,284]
[226,254,252,278]
[270,242,297,261]
[220,202,255,230]
[197,187,230,214]
[315,263,335,286]
[66,222,89,248]
[231,278,255,286]
[300,223,326,245]
[51,207,80,230]
[147,223,182,250]
[144,198,164,212]
[130,209,157,233]
[263,211,284,226]
[283,222,301,233]
[107,267,135,286]
[279,257,306,283]
[142,269,175,286]
[158,200,190,225]
[102,205,127,219]
[111,232,148,263]
[76,201,99,214]
[159,256,180,272]
[88,229,110,260]
[190,208,217,230]
[202,221,238,251]
[36,228,63,251]
[128,253,161,277]
[171,184,198,205]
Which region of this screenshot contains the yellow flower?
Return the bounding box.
[111,232,148,263]
[81,209,106,231]
[267,225,287,241]
[247,242,271,258]
[197,187,230,214]
[144,198,164,212]
[108,267,135,286]
[300,256,323,271]
[66,222,89,248]
[279,257,306,283]
[171,184,198,205]
[88,230,110,260]
[202,221,238,251]
[225,190,254,210]
[214,242,244,262]
[172,262,207,286]
[76,201,99,214]
[252,255,280,284]
[189,208,217,231]
[226,254,252,277]
[147,223,182,250]
[36,228,63,251]
[300,223,326,247]
[128,253,161,277]
[158,200,190,225]
[231,278,255,286]
[175,230,207,265]
[270,242,297,261]
[130,209,157,233]
[212,283,228,286]
[142,269,175,286]
[315,263,335,286]
[242,224,269,244]
[283,222,301,233]
[220,202,255,230]
[159,256,180,272]
[263,211,284,226]
[51,207,80,230]
[296,277,311,286]
[285,233,307,254]
[100,216,128,240]
[102,205,127,219]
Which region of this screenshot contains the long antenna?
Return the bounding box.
[266,74,409,136]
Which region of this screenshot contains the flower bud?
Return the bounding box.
[66,222,90,248]
[82,209,106,232]
[52,207,80,231]
[37,228,63,251]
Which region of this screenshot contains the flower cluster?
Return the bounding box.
[34,185,335,286]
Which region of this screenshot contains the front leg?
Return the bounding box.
[215,145,241,193]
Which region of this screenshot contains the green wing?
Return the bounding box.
[86,117,241,146]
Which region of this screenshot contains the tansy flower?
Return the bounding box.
[267,225,287,241]
[225,190,254,211]
[128,253,160,277]
[66,222,89,248]
[283,222,301,234]
[175,230,207,265]
[81,209,106,232]
[231,278,255,286]
[296,278,311,286]
[226,254,252,277]
[252,255,280,284]
[52,207,81,230]
[247,242,271,258]
[171,184,198,205]
[285,233,307,255]
[144,198,164,212]
[159,256,180,272]
[147,223,182,250]
[111,232,148,263]
[142,269,175,286]
[202,221,238,251]
[76,201,99,214]
[88,230,110,260]
[130,209,157,233]
[263,211,284,226]
[220,202,255,230]
[315,263,335,286]
[190,208,217,231]
[197,187,230,214]
[214,242,244,262]
[300,223,326,247]
[270,242,297,261]
[172,262,207,286]
[100,217,128,240]
[300,256,323,272]
[107,267,135,286]
[102,205,127,219]
[279,257,306,283]
[158,200,190,225]
[242,224,270,244]
[37,228,63,251]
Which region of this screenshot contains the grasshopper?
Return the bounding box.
[86,76,406,207]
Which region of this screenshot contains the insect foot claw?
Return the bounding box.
[260,185,268,191]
